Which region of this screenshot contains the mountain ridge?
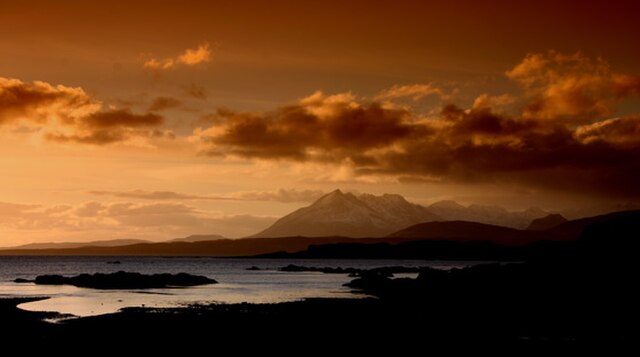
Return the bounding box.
[251,189,441,238]
[1,210,636,256]
[252,189,550,238]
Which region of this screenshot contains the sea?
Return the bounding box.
[0,256,481,318]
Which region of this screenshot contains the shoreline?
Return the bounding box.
[0,294,603,351]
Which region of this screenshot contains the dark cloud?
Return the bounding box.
[46,110,164,145]
[194,54,640,199]
[82,109,163,128]
[0,77,96,125]
[197,92,423,162]
[0,77,166,145]
[148,97,183,112]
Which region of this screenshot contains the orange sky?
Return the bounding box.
[1,0,639,245]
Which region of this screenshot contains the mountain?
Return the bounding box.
[252,190,553,238]
[427,201,549,229]
[168,234,226,243]
[251,190,441,238]
[3,239,150,250]
[527,214,568,231]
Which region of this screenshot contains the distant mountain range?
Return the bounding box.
[252,189,553,238]
[4,239,151,250]
[4,189,631,251]
[167,234,226,243]
[1,210,635,257]
[3,235,227,251]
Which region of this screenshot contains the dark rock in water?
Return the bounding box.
[279,264,420,277]
[13,278,33,283]
[106,261,122,265]
[279,264,361,274]
[33,271,217,289]
[246,266,261,271]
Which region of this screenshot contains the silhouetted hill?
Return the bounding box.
[388,220,540,245]
[576,209,640,264]
[544,209,640,240]
[167,234,226,243]
[260,210,640,260]
[2,239,151,250]
[527,214,567,230]
[0,236,386,256]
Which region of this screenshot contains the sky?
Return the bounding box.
[1,0,639,245]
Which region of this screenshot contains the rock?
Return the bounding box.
[246,266,261,271]
[33,271,217,289]
[13,278,33,283]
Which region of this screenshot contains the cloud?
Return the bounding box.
[89,188,325,203]
[144,43,212,70]
[193,53,640,200]
[0,77,167,145]
[471,93,516,111]
[177,43,212,65]
[148,97,183,112]
[575,116,640,146]
[0,201,40,216]
[193,91,423,162]
[74,202,106,217]
[0,77,98,125]
[506,51,640,120]
[90,190,217,201]
[375,83,445,101]
[0,200,276,240]
[228,188,325,203]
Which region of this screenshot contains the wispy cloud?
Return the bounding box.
[90,188,326,203]
[375,83,445,101]
[144,43,212,70]
[0,200,276,240]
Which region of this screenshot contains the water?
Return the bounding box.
[0,256,481,318]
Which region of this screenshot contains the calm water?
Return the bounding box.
[0,256,480,318]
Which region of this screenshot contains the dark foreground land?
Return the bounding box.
[1,211,638,352]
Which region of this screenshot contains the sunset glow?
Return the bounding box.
[1,0,639,245]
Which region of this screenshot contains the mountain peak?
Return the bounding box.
[429,200,467,210]
[315,189,358,206]
[252,190,440,238]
